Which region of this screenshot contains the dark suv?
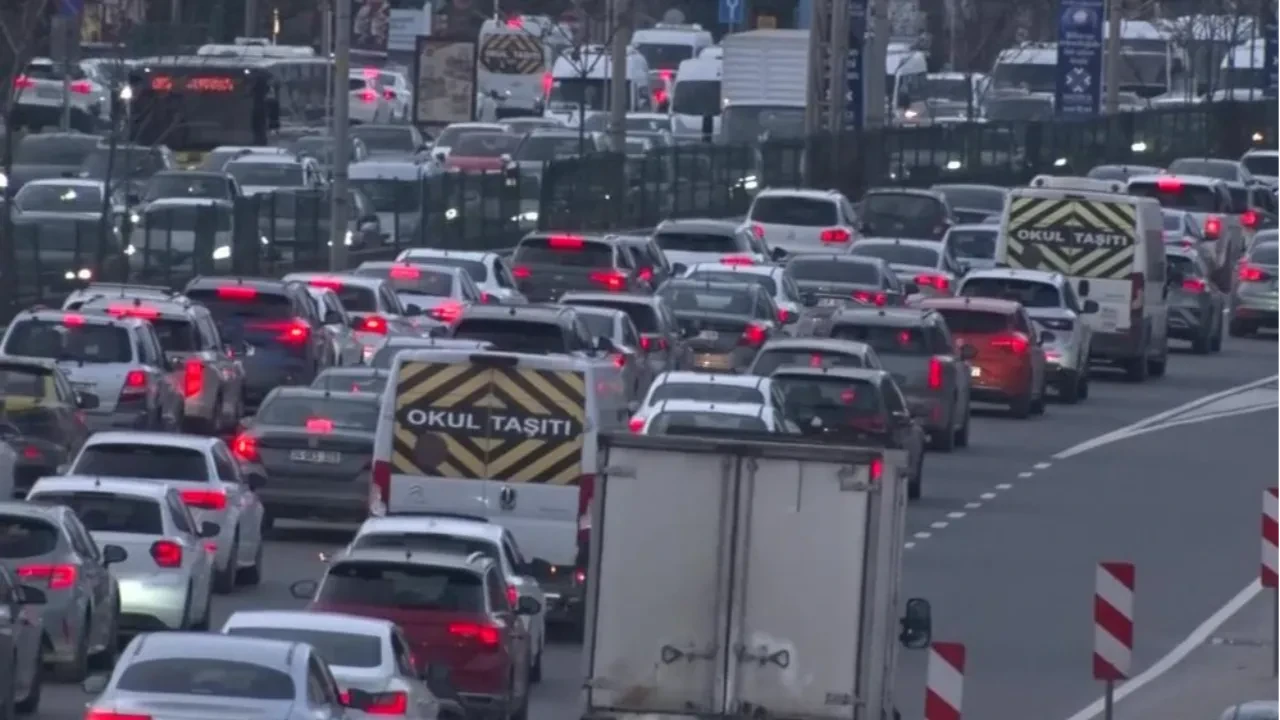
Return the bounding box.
[183,276,329,408]
[858,188,956,241]
[510,233,652,302]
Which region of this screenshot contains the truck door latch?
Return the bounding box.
[733,644,792,669]
[660,644,718,664]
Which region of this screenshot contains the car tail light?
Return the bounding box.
[512,266,532,280]
[507,585,519,607]
[356,315,388,334]
[365,691,409,716]
[628,417,645,433]
[853,290,888,306]
[182,359,203,398]
[305,417,334,433]
[307,277,344,290]
[106,304,159,319]
[915,274,951,292]
[69,80,93,94]
[359,88,377,103]
[810,353,825,367]
[1240,264,1267,282]
[589,270,627,291]
[777,308,793,323]
[820,228,851,244]
[13,76,34,90]
[548,235,584,249]
[639,335,667,352]
[1156,177,1183,192]
[231,433,258,462]
[151,540,182,568]
[63,314,86,326]
[21,446,40,461]
[927,357,943,390]
[1203,215,1222,239]
[119,370,148,402]
[750,223,765,239]
[654,88,668,105]
[180,489,227,511]
[383,88,395,100]
[1242,210,1259,229]
[870,457,883,482]
[720,255,754,265]
[371,459,391,515]
[84,710,151,720]
[18,563,76,589]
[541,72,553,96]
[740,323,768,347]
[1130,272,1145,309]
[448,621,501,649]
[431,301,464,323]
[388,264,420,280]
[277,320,310,344]
[612,353,627,368]
[1181,277,1207,293]
[216,286,257,300]
[574,568,586,584]
[990,333,1030,354]
[637,267,654,282]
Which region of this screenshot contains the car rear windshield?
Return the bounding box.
[147,318,200,353]
[946,228,997,260]
[15,183,104,213]
[1251,243,1279,265]
[649,411,768,434]
[72,444,209,482]
[452,319,566,353]
[660,286,754,315]
[355,266,453,297]
[0,516,59,558]
[184,288,297,344]
[788,259,879,285]
[353,532,499,566]
[1167,159,1237,181]
[577,313,614,339]
[29,492,163,534]
[256,395,379,432]
[773,376,882,423]
[0,366,49,397]
[648,382,765,405]
[224,627,382,669]
[935,186,1004,212]
[1127,181,1222,213]
[312,371,387,395]
[934,309,1012,334]
[318,561,484,612]
[1243,155,1279,177]
[3,321,132,363]
[401,257,487,283]
[831,324,929,355]
[13,136,99,166]
[749,196,838,227]
[849,243,940,267]
[316,283,377,313]
[653,231,743,254]
[116,658,295,700]
[685,271,778,295]
[860,194,947,238]
[751,348,865,375]
[959,278,1061,308]
[564,300,658,333]
[513,238,614,267]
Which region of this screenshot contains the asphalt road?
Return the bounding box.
[35,333,1280,720]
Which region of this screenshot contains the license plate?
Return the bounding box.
[35,87,60,99]
[290,449,341,464]
[970,366,981,378]
[697,330,719,340]
[817,298,843,307]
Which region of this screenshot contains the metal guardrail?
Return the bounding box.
[0,99,1273,322]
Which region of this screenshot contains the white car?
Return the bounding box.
[652,217,774,273]
[349,73,394,124]
[223,154,324,196]
[634,399,791,434]
[221,610,448,718]
[743,187,859,256]
[374,69,414,121]
[63,432,267,595]
[282,272,420,362]
[680,262,805,325]
[12,57,108,128]
[346,515,548,682]
[629,372,784,431]
[394,248,528,304]
[1241,148,1278,187]
[27,476,216,631]
[848,237,965,298]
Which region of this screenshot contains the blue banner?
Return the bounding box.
[844,0,867,130]
[1266,12,1278,98]
[1055,0,1104,117]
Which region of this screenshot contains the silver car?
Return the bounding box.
[306,286,367,366]
[394,248,529,304]
[0,502,122,681]
[222,610,451,719]
[0,563,46,714]
[82,632,380,719]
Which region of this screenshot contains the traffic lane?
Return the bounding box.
[893,409,1278,720]
[905,335,1279,535]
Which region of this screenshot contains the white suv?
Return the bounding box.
[743,188,859,256]
[12,57,108,130]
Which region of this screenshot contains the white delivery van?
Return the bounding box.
[720,29,809,143]
[545,45,654,128]
[630,23,714,75]
[476,16,571,118]
[670,55,722,138]
[885,47,929,122]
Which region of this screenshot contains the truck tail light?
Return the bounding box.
[927,357,943,389]
[182,359,203,398]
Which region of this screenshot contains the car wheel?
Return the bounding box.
[213,533,239,595]
[1210,316,1224,352]
[1030,388,1046,415]
[238,537,264,586]
[1123,352,1149,382]
[88,601,119,671]
[530,642,543,683]
[953,410,970,448]
[1191,324,1212,354]
[1228,318,1253,337]
[1057,371,1081,404]
[14,648,41,714]
[53,618,89,682]
[1008,394,1032,418]
[1147,350,1167,378]
[1079,373,1090,399]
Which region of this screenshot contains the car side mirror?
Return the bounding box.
[247,472,267,491]
[102,544,127,567]
[899,597,932,649]
[1082,300,1099,314]
[199,521,219,538]
[290,579,319,600]
[770,246,787,261]
[16,585,45,605]
[959,344,977,361]
[81,673,109,695]
[1039,331,1056,344]
[75,391,99,410]
[801,292,817,307]
[903,282,920,295]
[342,688,375,710]
[892,409,912,425]
[1077,279,1090,297]
[516,595,542,615]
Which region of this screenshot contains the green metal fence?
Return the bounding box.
[1,99,1273,322]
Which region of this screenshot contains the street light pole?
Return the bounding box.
[328,0,352,270]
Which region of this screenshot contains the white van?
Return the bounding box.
[997,176,1169,380]
[670,55,722,137]
[476,16,572,117]
[545,45,654,128]
[630,23,714,74]
[886,47,929,121]
[990,42,1058,97]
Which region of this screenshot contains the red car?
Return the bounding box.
[293,547,538,719]
[443,132,522,172]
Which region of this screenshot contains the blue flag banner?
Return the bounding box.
[1055,0,1104,116]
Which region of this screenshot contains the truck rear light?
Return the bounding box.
[151,540,183,568]
[927,357,943,389]
[371,460,391,515]
[17,563,76,589]
[182,359,203,398]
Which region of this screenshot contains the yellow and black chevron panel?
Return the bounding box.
[1005,197,1138,279]
[391,361,586,485]
[479,33,545,75]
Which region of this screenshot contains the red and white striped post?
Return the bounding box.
[924,642,964,720]
[1094,561,1134,720]
[1263,487,1277,677]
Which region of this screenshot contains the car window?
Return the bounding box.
[3,320,133,363]
[1251,243,1279,264]
[225,626,383,669]
[620,317,640,348]
[0,567,15,604]
[653,231,743,254]
[750,196,838,226]
[934,309,1012,334]
[788,258,879,284]
[649,382,765,405]
[0,516,59,558]
[306,655,330,705]
[118,658,296,700]
[212,447,241,484]
[959,278,1062,308]
[29,491,164,534]
[659,285,756,315]
[63,513,98,560]
[751,348,865,374]
[850,243,941,267]
[390,631,416,676]
[773,375,884,426]
[317,561,485,611]
[73,444,210,482]
[514,237,614,267]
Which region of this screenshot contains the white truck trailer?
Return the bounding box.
[580,432,932,720]
[720,29,810,143]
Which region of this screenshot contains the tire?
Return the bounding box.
[530,641,543,683]
[15,650,41,715]
[191,584,212,631]
[88,602,119,672]
[1190,327,1211,354]
[1124,353,1148,382]
[1057,372,1081,404]
[907,455,923,500]
[213,534,239,595]
[1,653,15,720]
[954,410,970,448]
[1147,351,1167,378]
[1210,321,1224,352]
[1079,374,1090,399]
[1228,318,1253,338]
[52,621,89,682]
[1008,394,1032,418]
[1030,388,1046,415]
[238,537,263,587]
[930,409,956,452]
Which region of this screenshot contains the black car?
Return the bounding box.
[5,132,101,194]
[510,233,652,302]
[182,276,329,408]
[858,188,955,240]
[929,184,1006,225]
[656,279,780,373]
[788,255,914,308]
[558,291,691,375]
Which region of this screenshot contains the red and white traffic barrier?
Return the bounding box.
[1093,561,1135,681]
[924,641,965,720]
[1263,488,1277,588]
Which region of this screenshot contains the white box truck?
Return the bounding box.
[720,29,810,144]
[580,432,932,720]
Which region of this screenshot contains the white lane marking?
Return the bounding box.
[980,492,997,500]
[1062,581,1260,720]
[914,531,932,539]
[1034,462,1052,470]
[947,511,966,519]
[996,483,1013,490]
[964,502,982,509]
[904,542,916,549]
[1053,375,1278,459]
[930,521,949,529]
[1105,404,1279,443]
[1018,471,1035,478]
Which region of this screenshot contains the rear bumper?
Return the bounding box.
[1089,328,1143,360]
[1231,295,1279,326]
[117,575,189,631]
[1167,305,1211,339]
[971,387,1028,404]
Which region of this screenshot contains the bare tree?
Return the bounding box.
[0,0,52,118]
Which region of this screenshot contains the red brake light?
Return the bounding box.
[63,314,86,326]
[1203,215,1222,239]
[371,459,392,515]
[388,264,421,280]
[383,88,395,100]
[654,88,668,104]
[357,315,388,334]
[106,304,159,319]
[430,302,464,323]
[307,277,344,290]
[870,457,883,482]
[639,335,667,352]
[365,691,409,716]
[506,585,519,607]
[750,223,765,239]
[1156,177,1183,192]
[589,270,627,291]
[17,563,76,590]
[820,228,851,244]
[69,80,92,94]
[740,323,768,347]
[777,308,793,323]
[1242,210,1259,228]
[720,255,754,265]
[216,286,257,300]
[914,274,951,291]
[180,489,227,511]
[512,266,532,279]
[85,711,152,720]
[637,267,654,282]
[359,88,377,103]
[927,357,944,390]
[279,320,310,344]
[990,333,1030,354]
[547,235,585,250]
[612,353,627,368]
[13,76,34,90]
[305,417,334,433]
[506,15,523,27]
[853,290,888,306]
[809,353,824,367]
[541,72,553,96]
[628,417,645,433]
[448,622,501,648]
[231,433,259,462]
[1181,277,1207,293]
[182,358,203,398]
[659,69,673,81]
[21,446,41,460]
[150,540,183,568]
[1240,264,1266,282]
[124,370,147,388]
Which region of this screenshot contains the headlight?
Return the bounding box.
[123,244,136,256]
[1053,157,1069,167]
[212,246,232,260]
[64,268,92,281]
[737,175,759,191]
[129,212,141,224]
[1130,141,1148,153]
[903,109,919,119]
[444,208,459,221]
[0,172,7,190]
[945,160,962,171]
[511,211,538,223]
[260,235,270,245]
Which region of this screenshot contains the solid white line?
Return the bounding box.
[1034,462,1052,470]
[947,511,966,519]
[930,521,949,529]
[1062,581,1261,720]
[964,502,982,509]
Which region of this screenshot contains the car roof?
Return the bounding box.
[22,178,104,190]
[1171,157,1238,168]
[267,387,371,402]
[225,154,301,166]
[460,304,572,322]
[0,355,60,371]
[651,400,769,416]
[359,261,465,277]
[0,501,66,522]
[318,366,387,377]
[185,276,296,294]
[828,307,933,326]
[559,291,657,305]
[283,272,388,291]
[760,337,875,354]
[333,547,489,572]
[1128,173,1224,188]
[789,254,885,267]
[29,475,172,500]
[655,218,741,233]
[14,308,146,328]
[569,305,625,321]
[349,162,424,179]
[755,187,842,201]
[398,248,498,262]
[947,223,998,232]
[963,267,1064,284]
[358,515,505,543]
[84,430,217,451]
[129,631,302,664]
[921,296,1021,313]
[864,187,943,200]
[661,279,757,292]
[684,263,782,278]
[653,371,769,388]
[224,610,395,636]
